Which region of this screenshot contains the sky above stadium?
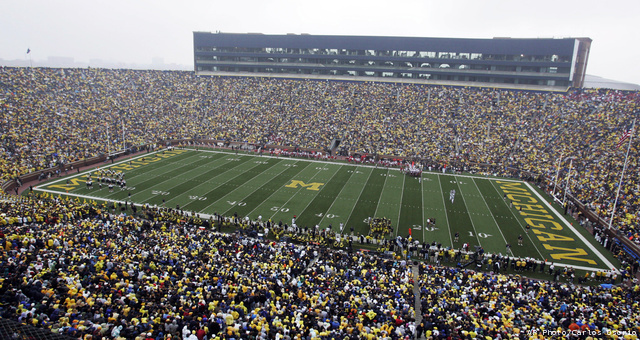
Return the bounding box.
[1,0,639,85]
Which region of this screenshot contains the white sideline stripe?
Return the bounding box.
[524,181,617,271]
[32,187,218,222]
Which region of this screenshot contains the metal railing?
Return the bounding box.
[0,318,74,340]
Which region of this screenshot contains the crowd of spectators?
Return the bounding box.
[416,263,640,339]
[1,66,640,337]
[0,191,639,339]
[1,66,638,240]
[0,192,420,339]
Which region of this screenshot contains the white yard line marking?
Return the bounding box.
[394,173,406,238]
[313,165,357,228]
[436,175,454,248]
[268,162,327,221]
[455,175,482,247]
[344,167,374,233]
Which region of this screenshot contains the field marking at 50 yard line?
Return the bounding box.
[223,159,305,219]
[266,161,329,222]
[241,161,312,221]
[197,158,301,215]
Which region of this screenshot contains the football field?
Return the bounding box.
[35,148,619,271]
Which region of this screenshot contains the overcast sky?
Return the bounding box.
[2,0,639,85]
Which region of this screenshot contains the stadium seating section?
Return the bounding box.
[0,67,639,339]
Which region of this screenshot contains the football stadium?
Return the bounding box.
[0,33,639,339]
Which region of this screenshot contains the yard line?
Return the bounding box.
[394,173,406,238]
[242,162,309,219]
[480,181,609,272]
[117,151,202,182]
[344,167,375,233]
[184,148,528,185]
[371,168,389,219]
[115,153,222,201]
[37,150,201,203]
[300,165,354,227]
[35,188,133,207]
[471,178,513,255]
[523,181,617,271]
[455,175,482,247]
[143,156,261,207]
[266,163,327,221]
[436,174,454,247]
[203,159,297,214]
[35,188,220,222]
[36,149,168,188]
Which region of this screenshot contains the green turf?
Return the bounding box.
[35,148,621,271]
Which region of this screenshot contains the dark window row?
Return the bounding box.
[195,65,568,87]
[195,46,571,63]
[195,56,570,75]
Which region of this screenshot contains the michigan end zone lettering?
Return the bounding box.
[285,180,324,191]
[497,181,597,265]
[47,178,87,191]
[44,149,187,191]
[108,149,188,171]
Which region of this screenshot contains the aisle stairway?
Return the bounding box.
[412,263,426,340]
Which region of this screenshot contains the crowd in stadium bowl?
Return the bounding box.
[1,66,640,338]
[0,192,638,339]
[0,193,418,340]
[1,66,638,240]
[416,263,640,339]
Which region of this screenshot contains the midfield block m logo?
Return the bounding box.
[285,180,324,191]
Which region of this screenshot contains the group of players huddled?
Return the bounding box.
[401,163,423,177]
[369,217,392,237]
[85,168,126,192]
